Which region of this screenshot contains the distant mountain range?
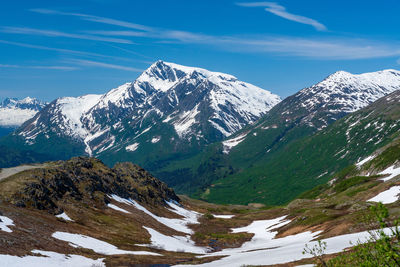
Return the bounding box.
[1,64,400,206]
[0,97,47,136]
[2,60,280,165]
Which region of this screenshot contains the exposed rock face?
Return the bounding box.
[1,157,179,213]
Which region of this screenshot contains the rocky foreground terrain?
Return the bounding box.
[0,149,400,266]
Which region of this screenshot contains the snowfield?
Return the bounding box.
[368,185,400,204]
[173,216,395,267]
[0,250,105,267]
[52,232,161,256]
[378,165,400,181]
[138,226,209,254]
[110,194,201,234]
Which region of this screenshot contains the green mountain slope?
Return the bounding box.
[156,89,400,206]
[206,90,400,205]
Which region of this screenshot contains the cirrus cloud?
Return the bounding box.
[236,2,327,31]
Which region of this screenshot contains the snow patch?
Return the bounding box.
[0,250,104,267]
[139,226,208,254]
[368,186,400,204]
[55,212,73,222]
[173,104,200,138]
[110,195,200,234]
[356,155,375,167]
[222,133,247,154]
[212,214,235,219]
[107,204,130,214]
[52,232,161,256]
[126,143,139,152]
[378,165,400,181]
[0,215,14,232]
[175,216,396,267]
[151,136,161,143]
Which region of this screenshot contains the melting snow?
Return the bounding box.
[356,155,375,167]
[107,204,130,214]
[52,232,160,256]
[110,195,200,234]
[212,215,235,219]
[0,250,104,267]
[125,143,139,152]
[55,212,73,222]
[222,133,247,154]
[173,104,200,138]
[174,215,396,267]
[151,136,161,143]
[0,215,14,232]
[138,226,208,254]
[368,186,400,204]
[378,165,400,181]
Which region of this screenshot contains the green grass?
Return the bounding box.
[333,176,377,193]
[297,184,329,199]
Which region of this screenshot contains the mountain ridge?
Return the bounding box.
[3,60,280,164]
[150,68,400,204]
[0,97,47,129]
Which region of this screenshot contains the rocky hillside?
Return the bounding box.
[0,157,179,213]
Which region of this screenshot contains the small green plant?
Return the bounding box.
[303,240,328,266]
[203,213,214,220]
[303,203,400,266]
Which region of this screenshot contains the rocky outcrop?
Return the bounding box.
[1,157,179,213]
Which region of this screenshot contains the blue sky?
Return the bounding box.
[1,0,400,101]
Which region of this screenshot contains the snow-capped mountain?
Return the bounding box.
[296,69,400,129]
[14,60,281,158]
[154,69,400,202]
[227,69,400,149]
[0,97,47,128]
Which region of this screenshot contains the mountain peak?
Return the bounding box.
[295,68,400,123]
[14,61,281,157]
[324,69,400,83]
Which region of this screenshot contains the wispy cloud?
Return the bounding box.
[1,27,134,44]
[0,64,77,70]
[220,37,400,59]
[30,9,153,32]
[0,40,146,63]
[78,31,400,60]
[69,59,142,72]
[24,8,400,61]
[105,44,152,59]
[83,30,147,37]
[236,2,327,31]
